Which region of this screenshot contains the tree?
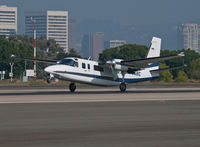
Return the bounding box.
[161,49,200,79]
[67,48,81,58]
[160,71,173,82]
[159,63,169,69]
[175,71,188,83]
[0,38,33,78]
[189,58,200,80]
[56,48,81,60]
[99,44,148,61]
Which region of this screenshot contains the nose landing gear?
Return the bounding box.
[69,83,76,92]
[46,74,54,83]
[47,78,51,83]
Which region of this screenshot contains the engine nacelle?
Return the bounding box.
[114,64,128,71]
[107,59,128,71]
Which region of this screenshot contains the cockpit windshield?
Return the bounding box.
[57,59,78,67]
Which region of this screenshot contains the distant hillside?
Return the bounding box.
[77,19,178,50]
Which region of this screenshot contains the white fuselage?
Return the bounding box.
[44,58,160,86]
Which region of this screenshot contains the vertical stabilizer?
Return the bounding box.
[147,37,161,58]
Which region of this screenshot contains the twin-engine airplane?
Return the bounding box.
[12,37,185,92]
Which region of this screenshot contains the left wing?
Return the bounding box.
[11,54,57,64]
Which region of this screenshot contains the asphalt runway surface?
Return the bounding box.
[0,87,200,147]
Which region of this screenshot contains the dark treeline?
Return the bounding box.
[0,35,79,79]
[0,35,200,82]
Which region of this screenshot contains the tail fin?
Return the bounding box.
[147,37,161,58]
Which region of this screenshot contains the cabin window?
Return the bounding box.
[57,59,78,67]
[82,63,86,69]
[88,64,90,70]
[94,65,104,72]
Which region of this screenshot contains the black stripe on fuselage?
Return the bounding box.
[55,71,114,81]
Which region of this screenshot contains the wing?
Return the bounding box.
[11,54,57,64]
[121,52,185,69]
[99,52,185,75]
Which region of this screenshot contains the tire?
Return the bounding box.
[47,78,51,83]
[119,83,126,92]
[69,83,76,92]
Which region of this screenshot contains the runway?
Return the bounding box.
[0,87,200,103]
[0,87,200,146]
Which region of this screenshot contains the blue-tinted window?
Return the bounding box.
[57,59,78,67]
[82,63,86,69]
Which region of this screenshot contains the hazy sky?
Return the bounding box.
[1,0,200,26]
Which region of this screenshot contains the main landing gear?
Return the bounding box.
[69,83,76,92]
[119,82,126,92]
[119,71,127,92]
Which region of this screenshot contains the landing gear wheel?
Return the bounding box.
[47,78,51,83]
[69,83,76,92]
[119,83,126,92]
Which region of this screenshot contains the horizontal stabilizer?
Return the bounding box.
[150,64,187,74]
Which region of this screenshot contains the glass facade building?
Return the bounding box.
[25,10,68,53]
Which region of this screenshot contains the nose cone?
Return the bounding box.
[44,66,53,73]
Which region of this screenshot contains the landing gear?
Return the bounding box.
[46,74,54,83]
[119,71,127,92]
[119,82,126,92]
[47,78,51,83]
[69,83,76,92]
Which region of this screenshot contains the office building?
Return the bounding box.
[110,40,126,48]
[25,11,47,38]
[81,32,104,60]
[81,34,93,58]
[25,10,68,52]
[177,23,199,53]
[93,32,104,61]
[0,5,17,36]
[68,19,76,49]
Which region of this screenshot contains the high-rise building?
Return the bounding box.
[0,5,17,36]
[110,40,126,48]
[25,11,47,38]
[81,32,104,60]
[104,40,110,49]
[177,23,199,53]
[93,32,104,61]
[68,19,76,49]
[81,34,93,58]
[25,10,68,53]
